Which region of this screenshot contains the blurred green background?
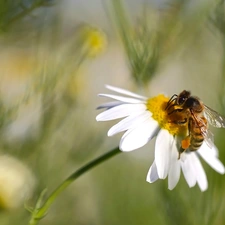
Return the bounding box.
[0,0,225,224]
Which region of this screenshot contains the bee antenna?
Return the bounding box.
[165,94,178,110]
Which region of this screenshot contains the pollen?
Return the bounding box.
[146,94,188,136]
[181,136,191,149]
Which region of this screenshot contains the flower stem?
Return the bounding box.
[28,147,121,225]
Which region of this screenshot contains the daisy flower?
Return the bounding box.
[96,85,225,191]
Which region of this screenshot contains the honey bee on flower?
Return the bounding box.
[96,85,225,191]
[165,90,225,158]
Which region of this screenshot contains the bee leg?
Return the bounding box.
[175,118,187,125]
[167,108,183,115]
[178,136,191,159]
[178,147,184,159]
[181,136,191,149]
[170,118,187,125]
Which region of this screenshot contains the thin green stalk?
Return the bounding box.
[5,0,46,28]
[220,40,225,107]
[28,147,121,225]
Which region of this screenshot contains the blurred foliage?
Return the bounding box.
[210,0,225,109]
[110,0,217,87]
[0,0,54,31]
[0,0,224,225]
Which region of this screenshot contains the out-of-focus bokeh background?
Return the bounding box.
[1,0,225,224]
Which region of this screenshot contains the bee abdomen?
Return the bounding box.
[189,128,204,150]
[192,134,204,142]
[190,141,203,150]
[190,135,203,151]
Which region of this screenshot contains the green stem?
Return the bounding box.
[4,0,46,29]
[28,147,121,225]
[220,40,225,107]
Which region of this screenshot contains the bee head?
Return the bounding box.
[177,90,191,105]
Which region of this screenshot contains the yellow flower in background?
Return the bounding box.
[78,25,107,57]
[0,50,36,79]
[0,155,35,209]
[0,49,38,107]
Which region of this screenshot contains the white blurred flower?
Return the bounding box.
[96,85,225,191]
[0,155,35,209]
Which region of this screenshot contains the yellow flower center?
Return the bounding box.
[146,94,188,137]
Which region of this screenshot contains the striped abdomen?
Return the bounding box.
[189,116,207,151]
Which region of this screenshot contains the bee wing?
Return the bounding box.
[203,105,225,128]
[191,114,214,149]
[201,127,214,149]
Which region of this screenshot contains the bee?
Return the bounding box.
[165,90,225,158]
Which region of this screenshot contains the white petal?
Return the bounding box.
[97,101,122,109]
[120,118,160,151]
[181,153,197,188]
[155,129,173,179]
[105,85,147,100]
[108,111,151,136]
[191,153,208,191]
[201,141,218,157]
[98,94,145,104]
[96,104,146,121]
[146,161,159,183]
[168,142,181,190]
[198,144,225,174]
